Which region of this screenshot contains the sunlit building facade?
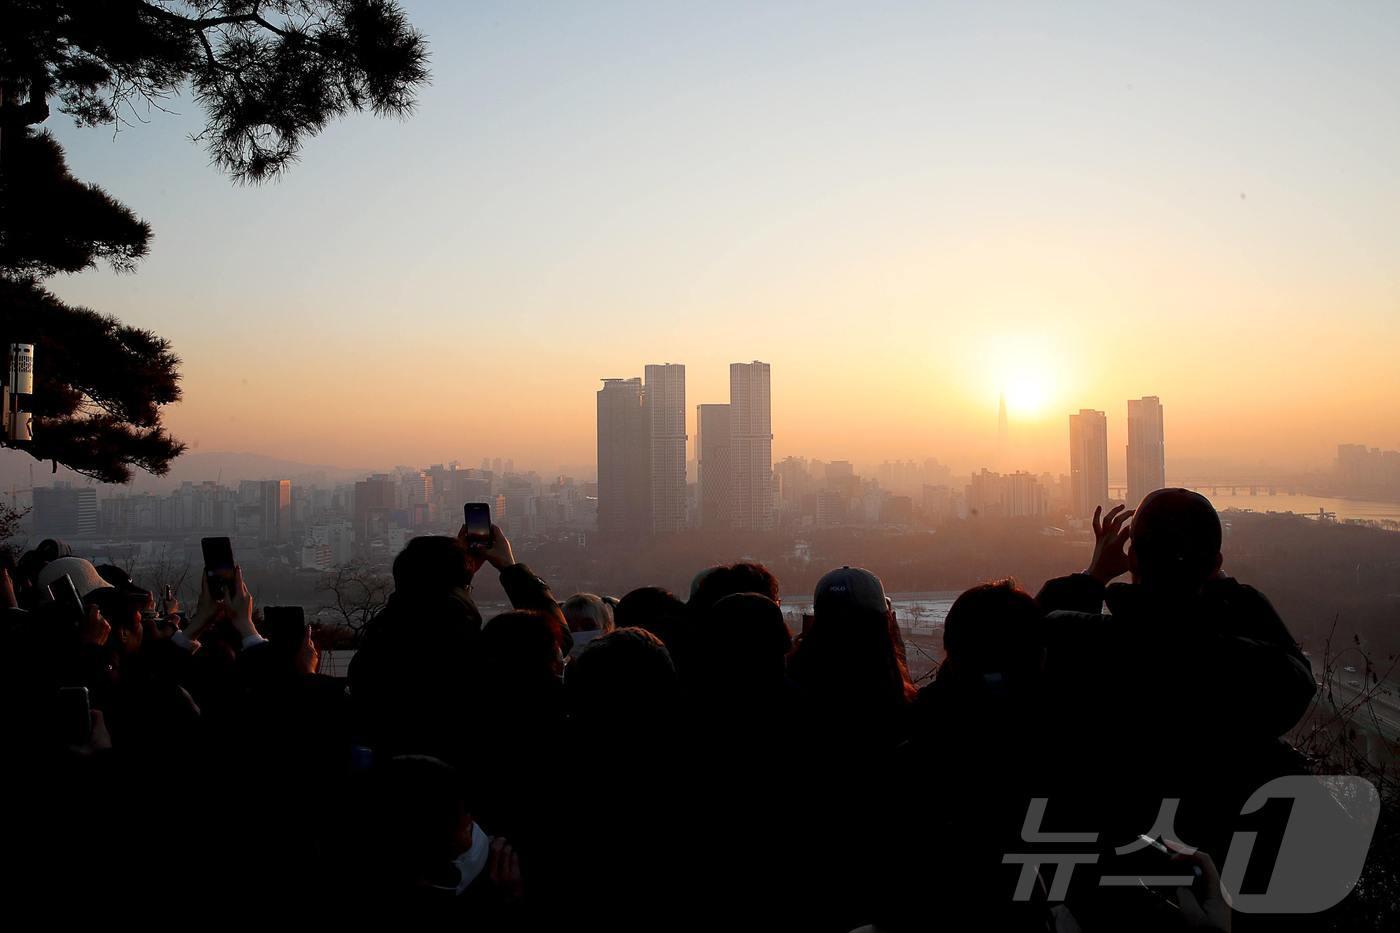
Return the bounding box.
[597,377,650,539]
[730,361,774,531]
[1069,409,1109,519]
[696,403,731,529]
[645,364,687,535]
[1126,396,1166,507]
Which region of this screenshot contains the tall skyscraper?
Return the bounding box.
[1126,396,1166,507]
[1068,409,1109,518]
[729,361,774,531]
[259,479,291,542]
[596,377,650,539]
[645,363,687,534]
[696,403,731,528]
[998,391,1009,448]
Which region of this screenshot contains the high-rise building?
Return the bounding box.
[596,377,650,539]
[1126,396,1166,507]
[1334,444,1400,496]
[825,460,855,485]
[921,483,954,521]
[401,471,432,509]
[353,474,396,546]
[966,469,1047,518]
[696,403,731,529]
[815,488,846,527]
[644,364,687,534]
[998,391,1009,450]
[32,483,98,537]
[259,479,291,542]
[729,361,774,531]
[1068,409,1109,518]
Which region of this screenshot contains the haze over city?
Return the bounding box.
[27,1,1400,480]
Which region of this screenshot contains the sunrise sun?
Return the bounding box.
[1003,373,1051,416]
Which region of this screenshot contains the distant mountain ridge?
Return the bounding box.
[0,449,379,495]
[145,451,379,489]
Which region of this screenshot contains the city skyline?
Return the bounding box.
[30,435,1400,550]
[6,388,1396,497]
[23,359,1400,548]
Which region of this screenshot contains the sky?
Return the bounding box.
[37,0,1400,482]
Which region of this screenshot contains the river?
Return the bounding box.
[1198,492,1400,527]
[781,590,959,635]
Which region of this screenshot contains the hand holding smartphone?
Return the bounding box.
[201,536,236,600]
[463,502,492,546]
[461,503,516,570]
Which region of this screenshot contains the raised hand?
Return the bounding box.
[227,566,259,640]
[183,571,223,641]
[488,837,524,903]
[160,583,181,618]
[1086,504,1135,584]
[68,708,113,755]
[455,524,487,576]
[469,523,516,571]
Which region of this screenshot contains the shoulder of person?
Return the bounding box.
[1204,577,1286,626]
[1042,607,1112,630]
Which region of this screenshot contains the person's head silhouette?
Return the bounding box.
[1129,488,1223,593]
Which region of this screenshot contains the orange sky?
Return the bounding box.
[38,3,1400,481]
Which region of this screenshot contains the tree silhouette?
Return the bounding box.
[0,501,27,547]
[0,127,177,482]
[316,558,391,638]
[0,1,429,481]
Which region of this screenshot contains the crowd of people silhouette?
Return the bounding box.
[1,489,1319,930]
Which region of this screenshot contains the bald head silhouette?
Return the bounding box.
[1128,488,1224,592]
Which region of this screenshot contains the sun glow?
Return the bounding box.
[990,338,1060,418]
[1004,373,1051,416]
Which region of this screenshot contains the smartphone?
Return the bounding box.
[201,536,236,599]
[463,502,492,546]
[262,605,307,644]
[56,685,91,747]
[801,612,816,636]
[50,573,85,625]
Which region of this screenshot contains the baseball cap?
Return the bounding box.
[36,556,115,601]
[813,566,888,619]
